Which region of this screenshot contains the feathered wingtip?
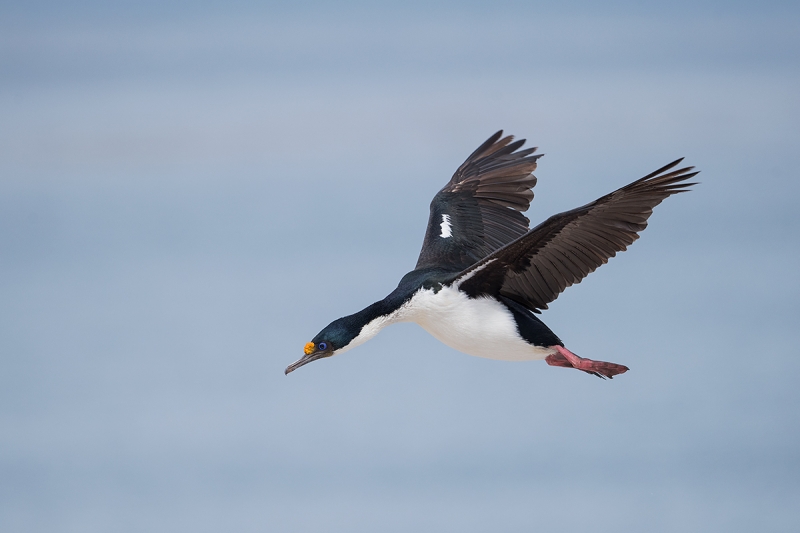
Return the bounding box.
[628,157,699,194]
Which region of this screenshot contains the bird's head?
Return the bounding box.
[285,317,359,375]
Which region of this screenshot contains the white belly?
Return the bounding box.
[398,287,556,361]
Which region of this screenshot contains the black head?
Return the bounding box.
[284,316,362,374]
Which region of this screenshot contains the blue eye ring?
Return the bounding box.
[318,342,328,351]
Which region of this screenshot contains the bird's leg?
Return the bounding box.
[546,345,629,379]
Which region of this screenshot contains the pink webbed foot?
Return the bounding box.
[546,345,629,379]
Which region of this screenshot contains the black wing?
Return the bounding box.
[456,159,698,312]
[414,131,543,271]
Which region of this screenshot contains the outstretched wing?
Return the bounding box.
[456,159,698,312]
[414,131,543,271]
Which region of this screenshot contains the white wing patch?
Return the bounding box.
[453,259,496,288]
[440,214,452,238]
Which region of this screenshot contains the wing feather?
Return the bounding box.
[415,131,543,271]
[456,160,698,311]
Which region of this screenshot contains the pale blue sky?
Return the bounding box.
[1,1,799,532]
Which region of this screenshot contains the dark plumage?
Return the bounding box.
[415,130,543,271]
[457,158,698,312]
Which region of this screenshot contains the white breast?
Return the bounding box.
[395,287,556,361]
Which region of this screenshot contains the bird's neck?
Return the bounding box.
[334,297,404,354]
[337,267,456,354]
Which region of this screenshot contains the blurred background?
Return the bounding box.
[1,1,798,531]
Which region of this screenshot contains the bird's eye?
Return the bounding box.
[318,342,328,351]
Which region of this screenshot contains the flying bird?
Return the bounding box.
[286,131,697,378]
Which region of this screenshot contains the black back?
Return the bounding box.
[501,296,563,347]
